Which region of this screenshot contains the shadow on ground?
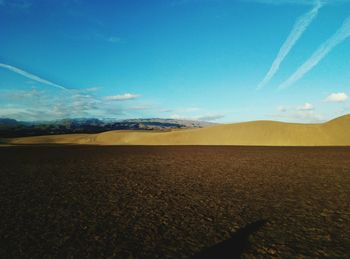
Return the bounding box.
[193,220,267,259]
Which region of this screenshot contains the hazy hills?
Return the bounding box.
[5,114,350,146]
[0,118,213,138]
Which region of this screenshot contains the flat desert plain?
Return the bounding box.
[1,146,349,258]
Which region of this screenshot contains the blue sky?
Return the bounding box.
[0,0,350,123]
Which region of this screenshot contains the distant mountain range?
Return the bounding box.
[0,118,214,138]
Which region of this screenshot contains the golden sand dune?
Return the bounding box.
[6,114,350,146]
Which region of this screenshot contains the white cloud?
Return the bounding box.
[257,0,323,89]
[105,93,140,101]
[298,102,314,110]
[279,16,350,89]
[0,63,70,91]
[325,92,348,102]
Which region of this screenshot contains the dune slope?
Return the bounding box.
[6,114,350,146]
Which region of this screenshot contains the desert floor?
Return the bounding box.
[0,146,349,258]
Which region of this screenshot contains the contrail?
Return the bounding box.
[0,63,69,91]
[279,16,350,89]
[257,0,323,90]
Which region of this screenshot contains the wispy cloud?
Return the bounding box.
[196,114,224,121]
[0,91,105,121]
[325,92,348,102]
[0,88,43,100]
[160,109,173,113]
[170,113,224,121]
[0,63,70,91]
[275,104,322,122]
[85,87,99,92]
[279,16,350,89]
[105,93,140,101]
[257,0,323,90]
[0,107,36,119]
[0,87,146,120]
[297,102,314,110]
[277,105,288,112]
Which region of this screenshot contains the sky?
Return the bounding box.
[0,0,350,123]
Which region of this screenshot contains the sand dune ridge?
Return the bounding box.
[6,114,350,146]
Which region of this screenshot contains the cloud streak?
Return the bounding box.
[257,0,323,90]
[0,63,69,91]
[279,16,350,89]
[105,93,140,101]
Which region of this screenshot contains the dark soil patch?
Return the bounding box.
[0,146,349,258]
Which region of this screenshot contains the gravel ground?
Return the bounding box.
[0,146,349,258]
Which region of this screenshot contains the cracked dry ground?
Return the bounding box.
[0,146,349,258]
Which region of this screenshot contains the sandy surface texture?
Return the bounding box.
[0,146,349,258]
[6,114,350,146]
